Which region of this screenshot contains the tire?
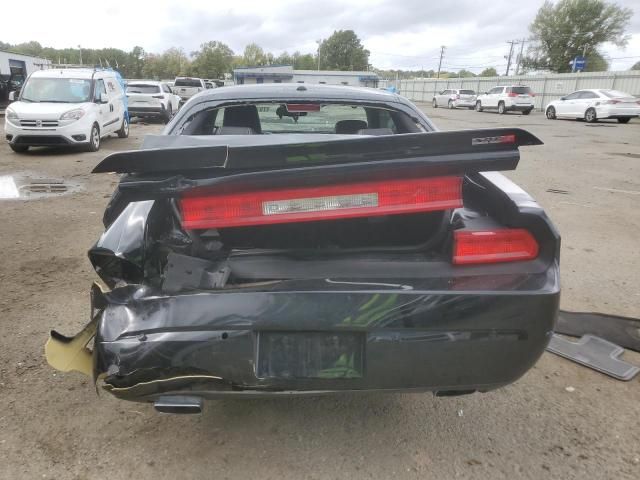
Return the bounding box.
[86,124,100,152]
[163,103,173,124]
[432,98,438,108]
[498,102,506,115]
[617,117,631,124]
[9,144,28,153]
[522,109,532,115]
[116,116,129,138]
[585,108,597,123]
[475,101,483,112]
[546,106,556,119]
[448,99,454,109]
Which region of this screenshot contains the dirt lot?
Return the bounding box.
[1,109,639,479]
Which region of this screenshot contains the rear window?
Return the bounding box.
[509,86,533,95]
[127,84,160,94]
[459,90,475,95]
[180,102,418,136]
[174,78,202,87]
[600,90,633,99]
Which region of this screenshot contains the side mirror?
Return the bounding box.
[560,96,566,101]
[8,91,16,101]
[484,91,488,95]
[96,92,108,103]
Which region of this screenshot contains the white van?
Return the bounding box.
[4,68,128,152]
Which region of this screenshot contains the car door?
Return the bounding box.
[93,79,110,134]
[575,91,599,117]
[486,87,501,108]
[560,91,585,117]
[553,91,578,116]
[435,89,447,105]
[162,83,177,111]
[106,77,125,130]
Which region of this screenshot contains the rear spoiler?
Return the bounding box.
[92,128,542,175]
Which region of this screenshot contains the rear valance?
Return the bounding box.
[92,128,542,174]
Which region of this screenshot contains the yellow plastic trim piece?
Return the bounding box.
[44,316,97,377]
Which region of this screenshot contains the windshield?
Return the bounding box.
[174,78,202,87]
[600,90,634,99]
[21,77,92,103]
[127,84,161,94]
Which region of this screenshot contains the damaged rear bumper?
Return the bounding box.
[75,267,559,403]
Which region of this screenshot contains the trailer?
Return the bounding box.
[0,50,51,111]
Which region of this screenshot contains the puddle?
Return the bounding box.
[0,173,81,200]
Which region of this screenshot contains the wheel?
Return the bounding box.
[432,98,438,108]
[617,117,631,124]
[86,124,100,152]
[116,116,129,138]
[9,144,28,153]
[522,109,532,115]
[585,108,597,123]
[448,99,454,109]
[546,106,556,119]
[163,103,173,124]
[498,102,506,114]
[475,101,483,112]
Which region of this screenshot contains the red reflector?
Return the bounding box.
[286,103,321,112]
[453,229,538,265]
[180,176,463,229]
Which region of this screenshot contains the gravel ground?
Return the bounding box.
[0,109,638,479]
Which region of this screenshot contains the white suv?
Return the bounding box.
[126,80,181,123]
[475,85,535,115]
[4,68,128,153]
[432,89,477,109]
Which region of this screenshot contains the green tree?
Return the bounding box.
[190,41,234,78]
[526,0,632,73]
[631,61,640,71]
[479,67,498,77]
[319,30,369,70]
[128,46,146,78]
[242,43,268,66]
[457,69,476,78]
[293,52,317,69]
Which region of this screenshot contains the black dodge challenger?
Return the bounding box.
[46,84,559,413]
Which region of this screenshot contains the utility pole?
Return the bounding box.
[505,40,517,76]
[78,45,83,65]
[316,40,322,71]
[436,46,446,79]
[515,38,526,75]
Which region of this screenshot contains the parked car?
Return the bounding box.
[45,84,559,413]
[475,86,535,115]
[126,80,180,123]
[432,89,476,109]
[173,76,206,104]
[545,89,640,123]
[4,68,128,153]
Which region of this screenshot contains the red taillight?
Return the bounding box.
[453,229,539,265]
[605,99,621,104]
[507,92,518,97]
[180,176,463,229]
[530,92,536,97]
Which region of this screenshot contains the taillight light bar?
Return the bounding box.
[180,176,463,229]
[453,229,539,265]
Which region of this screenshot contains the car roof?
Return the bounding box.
[193,83,400,103]
[30,68,115,80]
[128,80,162,85]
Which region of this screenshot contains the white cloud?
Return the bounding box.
[2,0,638,70]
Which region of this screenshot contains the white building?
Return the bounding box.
[1,50,52,108]
[233,65,379,88]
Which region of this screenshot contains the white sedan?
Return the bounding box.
[545,89,640,124]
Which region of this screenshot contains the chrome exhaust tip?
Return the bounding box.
[153,395,204,414]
